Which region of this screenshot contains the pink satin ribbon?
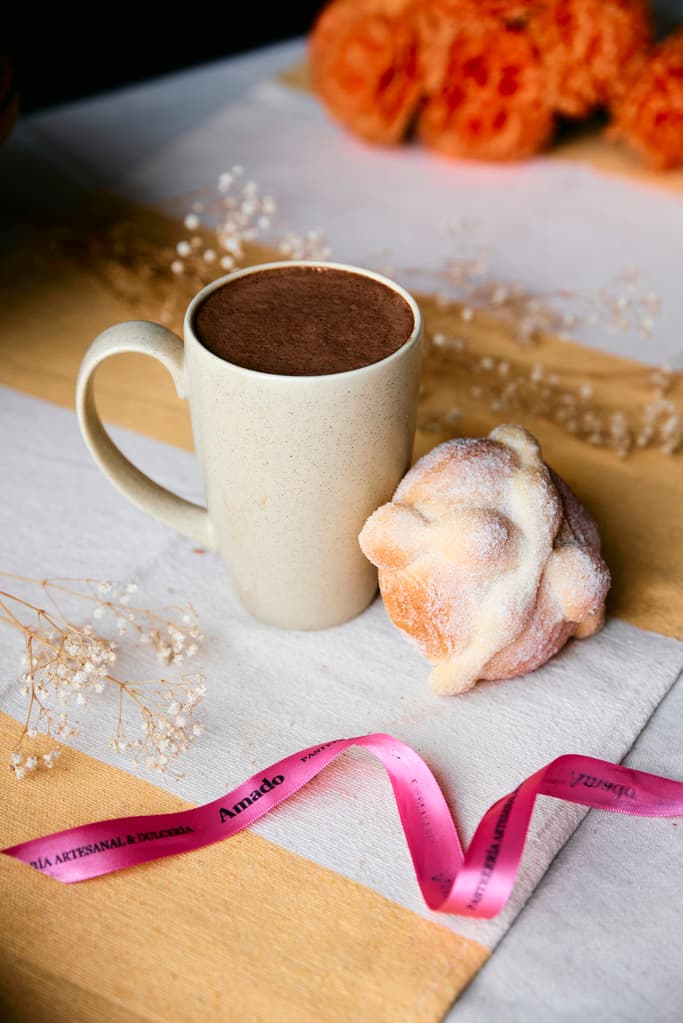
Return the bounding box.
[3,733,683,918]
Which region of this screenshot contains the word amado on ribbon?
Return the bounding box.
[3,733,683,919]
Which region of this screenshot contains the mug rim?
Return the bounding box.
[184,259,422,382]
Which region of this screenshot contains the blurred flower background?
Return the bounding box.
[309,0,683,167]
[0,2,679,114]
[3,2,681,165]
[1,5,326,113]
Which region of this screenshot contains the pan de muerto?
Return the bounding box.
[359,425,610,694]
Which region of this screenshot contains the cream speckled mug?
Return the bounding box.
[76,261,422,630]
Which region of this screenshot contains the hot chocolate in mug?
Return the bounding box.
[76,260,423,629]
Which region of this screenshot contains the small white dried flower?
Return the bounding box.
[2,575,206,780]
[223,237,242,257]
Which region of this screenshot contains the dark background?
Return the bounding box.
[3,1,683,114]
[2,3,326,113]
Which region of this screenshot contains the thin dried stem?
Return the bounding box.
[1,575,206,780]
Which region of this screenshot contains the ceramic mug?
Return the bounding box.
[76,260,423,630]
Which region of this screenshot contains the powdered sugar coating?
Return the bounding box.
[359,425,610,694]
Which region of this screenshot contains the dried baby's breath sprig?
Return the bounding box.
[397,219,681,458]
[403,224,662,347]
[109,672,206,780]
[74,577,203,664]
[0,574,205,780]
[168,167,331,283]
[419,329,682,458]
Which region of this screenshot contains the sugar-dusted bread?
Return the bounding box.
[359,425,610,694]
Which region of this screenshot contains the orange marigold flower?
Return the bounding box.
[309,0,423,145]
[418,21,554,161]
[530,0,652,118]
[609,30,683,170]
[417,0,536,93]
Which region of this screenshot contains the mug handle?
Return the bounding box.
[76,321,215,549]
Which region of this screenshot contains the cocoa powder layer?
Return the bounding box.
[194,265,415,376]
